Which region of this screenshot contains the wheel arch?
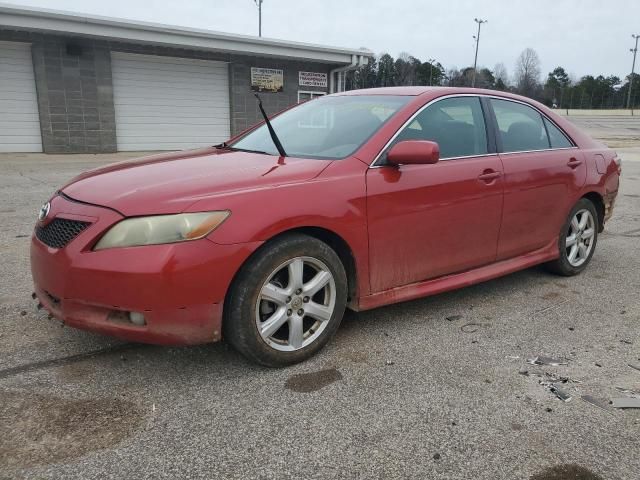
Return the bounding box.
[581,191,605,232]
[224,226,360,312]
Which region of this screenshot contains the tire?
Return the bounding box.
[223,233,348,367]
[545,198,599,276]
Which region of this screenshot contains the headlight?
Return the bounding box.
[94,211,230,250]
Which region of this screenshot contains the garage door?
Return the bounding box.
[0,41,42,152]
[111,52,230,151]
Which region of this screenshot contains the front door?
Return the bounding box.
[366,96,504,293]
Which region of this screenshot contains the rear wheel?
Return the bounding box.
[545,198,598,276]
[224,233,347,366]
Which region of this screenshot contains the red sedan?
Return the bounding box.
[31,87,620,366]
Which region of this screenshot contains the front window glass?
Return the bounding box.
[388,96,488,159]
[231,95,411,159]
[491,99,550,152]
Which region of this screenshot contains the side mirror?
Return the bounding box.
[386,140,440,166]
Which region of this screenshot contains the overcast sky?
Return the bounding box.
[4,0,640,81]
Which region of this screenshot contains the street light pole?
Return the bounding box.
[254,0,263,37]
[471,18,487,88]
[627,34,639,111]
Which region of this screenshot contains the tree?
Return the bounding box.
[460,67,476,87]
[619,72,640,109]
[347,55,377,90]
[477,68,495,89]
[417,60,444,86]
[494,62,509,86]
[572,74,621,109]
[376,53,396,87]
[543,67,571,107]
[514,48,541,97]
[393,52,418,86]
[547,67,570,89]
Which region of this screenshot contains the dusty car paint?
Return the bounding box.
[31,87,619,345]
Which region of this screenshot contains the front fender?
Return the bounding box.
[191,157,371,296]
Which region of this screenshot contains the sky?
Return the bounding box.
[4,0,640,82]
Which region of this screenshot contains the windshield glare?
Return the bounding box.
[231,95,411,159]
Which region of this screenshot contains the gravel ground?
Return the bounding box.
[0,119,639,480]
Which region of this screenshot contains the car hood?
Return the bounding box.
[61,147,332,216]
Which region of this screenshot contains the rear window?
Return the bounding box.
[543,117,573,148]
[490,98,549,153]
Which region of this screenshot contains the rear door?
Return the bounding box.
[366,96,504,292]
[488,98,586,260]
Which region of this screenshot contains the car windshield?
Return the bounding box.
[230,95,411,159]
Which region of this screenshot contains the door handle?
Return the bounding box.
[478,170,502,183]
[567,158,582,169]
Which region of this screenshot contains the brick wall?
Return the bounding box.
[0,31,117,153]
[0,30,334,153]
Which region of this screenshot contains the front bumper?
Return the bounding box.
[30,194,262,345]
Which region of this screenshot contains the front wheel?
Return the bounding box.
[545,198,598,276]
[223,233,348,367]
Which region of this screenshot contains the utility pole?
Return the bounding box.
[471,18,487,88]
[428,58,436,86]
[254,0,263,37]
[628,34,639,111]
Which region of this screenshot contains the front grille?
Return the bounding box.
[35,218,90,249]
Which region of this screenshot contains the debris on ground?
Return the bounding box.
[581,395,614,413]
[446,314,462,322]
[432,453,441,461]
[520,358,577,402]
[615,387,640,397]
[629,363,640,372]
[460,323,479,333]
[385,360,394,366]
[620,339,633,345]
[611,397,640,409]
[549,384,572,402]
[594,362,602,367]
[537,375,574,402]
[527,355,568,366]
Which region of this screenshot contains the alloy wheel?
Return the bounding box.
[255,256,336,352]
[565,208,595,267]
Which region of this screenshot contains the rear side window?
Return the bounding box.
[543,117,573,148]
[490,99,550,153]
[390,96,488,159]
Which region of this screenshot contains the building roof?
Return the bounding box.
[0,3,373,64]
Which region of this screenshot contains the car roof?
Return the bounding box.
[335,86,535,102]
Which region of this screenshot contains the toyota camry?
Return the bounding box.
[31,87,621,366]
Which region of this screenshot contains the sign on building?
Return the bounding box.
[251,67,284,92]
[299,71,328,88]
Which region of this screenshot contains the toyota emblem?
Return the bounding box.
[38,202,50,222]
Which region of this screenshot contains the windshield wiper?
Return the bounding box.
[214,143,269,155]
[254,93,287,157]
